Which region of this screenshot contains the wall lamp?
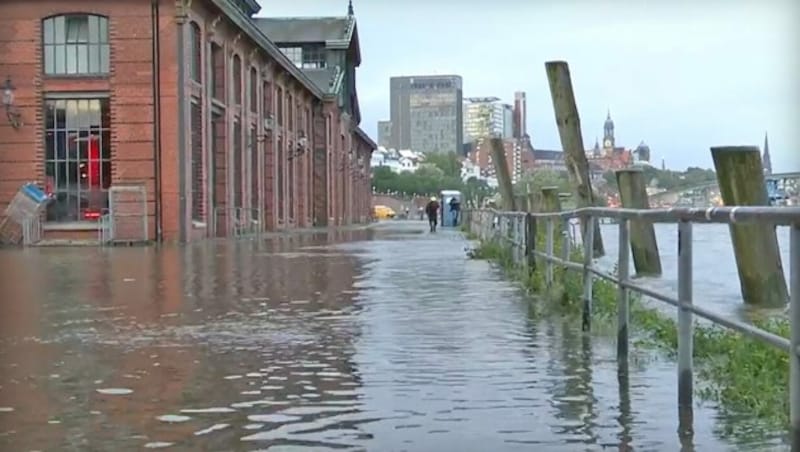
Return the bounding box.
[3,77,22,129]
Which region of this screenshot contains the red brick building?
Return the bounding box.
[0,0,375,244]
[464,137,535,183]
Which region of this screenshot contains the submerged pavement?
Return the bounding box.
[0,221,787,451]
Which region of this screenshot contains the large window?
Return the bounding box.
[277,138,284,221]
[279,46,326,69]
[262,81,272,118]
[233,119,243,207]
[44,98,111,222]
[276,87,283,126]
[250,127,259,212]
[43,15,109,76]
[210,111,224,211]
[190,99,204,221]
[249,67,257,113]
[288,141,294,221]
[287,94,294,131]
[189,22,202,83]
[210,43,224,100]
[232,55,242,105]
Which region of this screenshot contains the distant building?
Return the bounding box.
[464,138,535,184]
[370,147,424,174]
[513,91,527,139]
[634,141,652,164]
[463,97,514,143]
[763,132,772,175]
[389,75,463,155]
[586,110,634,171]
[377,120,392,148]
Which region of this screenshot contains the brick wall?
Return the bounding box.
[0,0,375,243]
[0,0,176,241]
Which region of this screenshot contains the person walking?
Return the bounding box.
[424,196,440,232]
[449,196,461,226]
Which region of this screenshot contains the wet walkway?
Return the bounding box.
[0,222,786,451]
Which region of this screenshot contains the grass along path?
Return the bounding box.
[467,232,790,443]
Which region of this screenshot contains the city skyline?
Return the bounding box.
[257,0,800,172]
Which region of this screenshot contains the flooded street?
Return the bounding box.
[0,222,788,451]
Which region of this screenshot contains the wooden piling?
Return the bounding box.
[490,137,516,211]
[545,60,604,257]
[711,146,788,306]
[615,168,662,276]
[541,187,563,213]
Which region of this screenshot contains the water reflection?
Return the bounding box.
[0,223,791,450]
[0,230,369,450]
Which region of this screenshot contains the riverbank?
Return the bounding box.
[464,227,790,444]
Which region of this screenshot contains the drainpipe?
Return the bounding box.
[176,7,187,242]
[151,0,163,242]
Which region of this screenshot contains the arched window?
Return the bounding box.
[232,55,242,105]
[189,22,202,83]
[42,14,110,76]
[249,67,257,112]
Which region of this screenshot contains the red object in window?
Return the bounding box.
[87,136,101,188]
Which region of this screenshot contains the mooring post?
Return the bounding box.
[677,220,694,436]
[582,215,595,332]
[711,146,788,306]
[490,138,516,212]
[540,187,561,289]
[615,168,662,276]
[544,60,604,258]
[617,219,630,360]
[790,222,800,451]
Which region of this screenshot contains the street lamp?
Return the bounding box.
[2,77,22,129]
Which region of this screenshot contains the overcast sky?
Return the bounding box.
[257,0,799,172]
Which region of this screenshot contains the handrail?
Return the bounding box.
[463,207,800,447]
[475,205,800,225]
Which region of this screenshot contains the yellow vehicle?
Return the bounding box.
[373,205,396,220]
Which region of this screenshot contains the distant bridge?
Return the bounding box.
[649,171,800,201]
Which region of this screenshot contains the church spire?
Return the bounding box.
[347,0,354,16]
[763,131,772,175]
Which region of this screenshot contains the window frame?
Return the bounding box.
[42,14,110,77]
[189,21,202,84]
[43,96,112,223]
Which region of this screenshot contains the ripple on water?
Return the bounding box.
[247,414,302,423]
[95,388,133,395]
[194,423,229,436]
[180,407,236,414]
[156,415,191,423]
[144,442,174,448]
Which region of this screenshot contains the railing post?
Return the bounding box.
[582,215,595,332]
[790,221,800,450]
[526,213,537,272]
[545,218,554,288]
[617,219,630,360]
[677,220,694,436]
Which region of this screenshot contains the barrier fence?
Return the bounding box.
[463,206,800,448]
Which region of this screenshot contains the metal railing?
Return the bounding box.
[212,207,263,238]
[21,215,43,246]
[463,206,800,447]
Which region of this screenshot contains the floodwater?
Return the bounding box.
[595,223,792,321]
[0,222,789,451]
